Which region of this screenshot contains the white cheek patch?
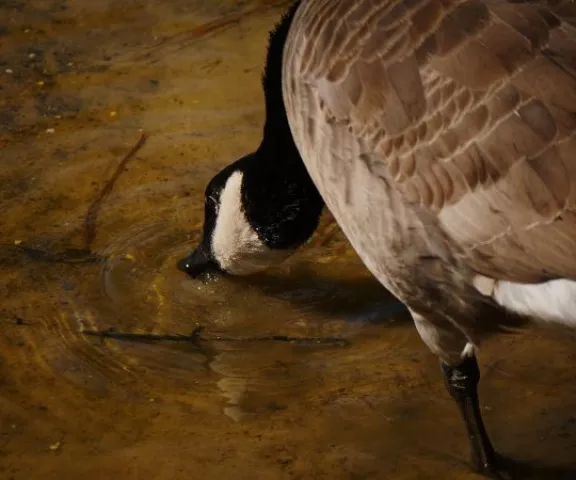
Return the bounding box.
[211,171,293,275]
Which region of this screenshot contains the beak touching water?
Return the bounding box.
[177,244,218,278]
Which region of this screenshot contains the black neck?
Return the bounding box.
[260,0,302,157]
[240,1,324,250]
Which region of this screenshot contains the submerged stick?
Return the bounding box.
[12,245,104,264]
[137,0,294,61]
[83,133,148,249]
[5,133,149,265]
[82,326,350,347]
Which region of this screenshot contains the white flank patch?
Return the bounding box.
[473,275,576,327]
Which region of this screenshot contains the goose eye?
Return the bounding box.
[205,192,216,207]
[207,194,219,214]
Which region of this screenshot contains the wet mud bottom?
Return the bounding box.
[1,1,576,479]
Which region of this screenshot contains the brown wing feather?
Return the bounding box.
[294,0,576,283]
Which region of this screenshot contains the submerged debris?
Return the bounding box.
[49,441,61,452]
[82,325,350,348]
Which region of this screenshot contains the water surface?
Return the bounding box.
[1,1,576,479]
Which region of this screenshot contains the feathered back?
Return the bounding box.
[285,0,576,284]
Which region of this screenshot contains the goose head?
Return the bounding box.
[177,2,322,278]
[177,149,322,278]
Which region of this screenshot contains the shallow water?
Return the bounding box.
[1,1,576,479]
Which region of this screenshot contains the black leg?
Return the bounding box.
[442,355,509,479]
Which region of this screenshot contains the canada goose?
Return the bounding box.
[178,0,576,477]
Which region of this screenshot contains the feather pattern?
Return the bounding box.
[283,0,576,344]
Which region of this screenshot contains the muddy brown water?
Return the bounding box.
[1,1,576,479]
